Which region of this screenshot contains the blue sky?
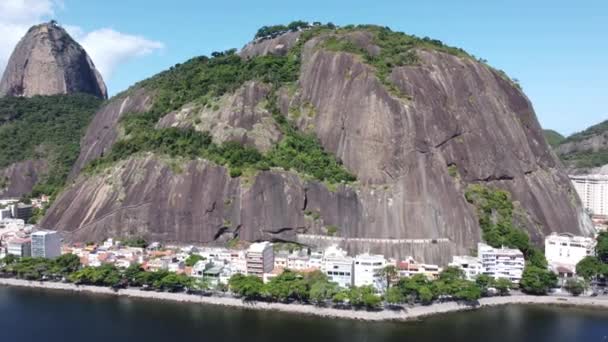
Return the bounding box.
[2,0,606,135]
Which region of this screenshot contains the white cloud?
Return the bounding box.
[0,0,163,85]
[71,28,164,80]
[0,0,57,73]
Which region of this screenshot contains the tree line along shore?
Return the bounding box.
[0,252,603,314]
[1,277,608,322]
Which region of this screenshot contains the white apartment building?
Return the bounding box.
[570,174,608,216]
[353,253,386,292]
[478,243,525,283]
[545,232,595,272]
[308,250,323,269]
[7,238,31,257]
[449,255,482,281]
[322,245,353,288]
[30,230,61,259]
[246,242,274,277]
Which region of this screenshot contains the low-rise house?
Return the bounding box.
[274,251,289,269]
[395,257,442,280]
[203,265,224,285]
[168,260,185,273]
[191,260,209,278]
[287,250,310,270]
[147,257,170,272]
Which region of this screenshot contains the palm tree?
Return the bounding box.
[377,265,398,292]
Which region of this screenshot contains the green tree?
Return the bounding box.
[309,281,339,305]
[229,274,264,299]
[385,287,405,307]
[596,232,608,263]
[475,274,492,292]
[332,289,349,305]
[493,278,513,296]
[520,266,557,295]
[576,256,603,281]
[377,265,398,291]
[53,254,81,275]
[123,265,145,286]
[418,286,434,304]
[564,278,585,296]
[185,254,205,267]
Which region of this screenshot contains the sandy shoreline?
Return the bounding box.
[1,278,607,321]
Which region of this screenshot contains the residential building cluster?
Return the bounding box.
[450,243,525,283]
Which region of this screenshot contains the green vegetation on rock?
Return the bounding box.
[0,94,102,197]
[542,129,565,147]
[87,30,355,184]
[465,184,557,294]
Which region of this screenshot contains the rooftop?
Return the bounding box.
[248,241,272,253]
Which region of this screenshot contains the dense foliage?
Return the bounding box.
[322,25,471,97]
[1,254,81,280]
[87,33,355,184]
[0,94,102,197]
[121,237,148,248]
[465,184,557,294]
[560,149,608,169]
[575,233,608,280]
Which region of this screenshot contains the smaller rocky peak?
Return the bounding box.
[0,21,107,99]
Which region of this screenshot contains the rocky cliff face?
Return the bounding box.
[0,159,47,198]
[42,27,593,264]
[0,22,107,99]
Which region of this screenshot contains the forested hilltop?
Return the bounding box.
[0,94,102,199]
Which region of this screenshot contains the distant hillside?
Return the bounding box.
[543,129,565,147]
[553,120,608,173]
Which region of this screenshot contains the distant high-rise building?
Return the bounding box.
[31,230,61,259]
[570,174,608,216]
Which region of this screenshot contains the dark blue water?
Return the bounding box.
[1,286,607,342]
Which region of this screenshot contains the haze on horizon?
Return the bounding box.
[0,0,605,136]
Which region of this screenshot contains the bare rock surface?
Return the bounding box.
[0,159,47,198]
[0,22,107,99]
[157,81,281,152]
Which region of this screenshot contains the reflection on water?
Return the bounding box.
[1,286,607,342]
